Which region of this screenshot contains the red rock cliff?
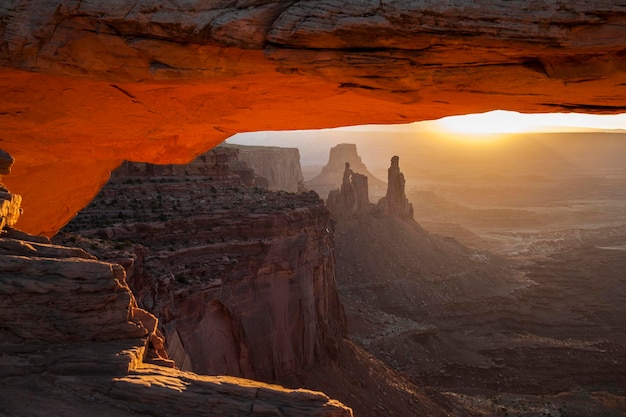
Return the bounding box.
[0,230,352,417]
[0,149,353,416]
[62,151,346,383]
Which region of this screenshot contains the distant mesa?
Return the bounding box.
[327,154,413,221]
[327,162,371,219]
[223,143,305,193]
[306,143,385,199]
[112,146,260,188]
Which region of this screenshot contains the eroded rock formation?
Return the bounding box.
[327,163,372,219]
[225,144,305,193]
[0,151,22,230]
[112,146,256,186]
[0,151,353,417]
[377,156,414,219]
[61,148,345,383]
[0,234,352,417]
[307,144,385,201]
[3,1,625,236]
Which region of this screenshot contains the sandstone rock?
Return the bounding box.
[226,144,305,193]
[0,232,352,416]
[62,159,346,383]
[0,191,22,229]
[308,144,385,201]
[0,149,13,175]
[2,2,626,235]
[377,156,414,219]
[112,146,252,186]
[327,162,372,219]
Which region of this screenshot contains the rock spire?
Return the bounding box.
[377,156,414,219]
[327,162,372,219]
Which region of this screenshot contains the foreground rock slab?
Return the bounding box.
[0,232,353,417]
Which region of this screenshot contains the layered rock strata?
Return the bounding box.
[2,2,626,235]
[0,150,22,230]
[62,149,346,383]
[112,146,257,187]
[0,151,352,417]
[377,156,414,219]
[0,232,352,417]
[327,163,372,220]
[225,144,305,193]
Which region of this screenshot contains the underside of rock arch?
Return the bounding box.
[1,0,626,235]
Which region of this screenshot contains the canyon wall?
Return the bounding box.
[111,146,256,186]
[2,1,626,235]
[62,149,346,383]
[0,152,351,416]
[0,230,352,417]
[225,144,305,193]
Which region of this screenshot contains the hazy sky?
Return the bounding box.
[227,110,626,167]
[330,110,626,134]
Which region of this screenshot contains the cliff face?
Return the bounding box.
[112,146,256,186]
[2,1,625,236]
[0,149,352,417]
[62,148,345,383]
[225,144,305,193]
[0,233,352,417]
[0,151,21,230]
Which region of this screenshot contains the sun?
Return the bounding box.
[432,110,626,137]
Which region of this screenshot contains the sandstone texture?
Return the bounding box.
[0,150,22,230]
[327,163,372,220]
[2,1,626,235]
[112,145,256,186]
[225,144,306,193]
[0,217,351,416]
[61,148,346,383]
[56,148,458,417]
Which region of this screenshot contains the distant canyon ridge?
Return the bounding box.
[1,1,626,235]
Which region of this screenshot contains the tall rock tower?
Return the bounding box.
[327,162,371,219]
[377,156,413,219]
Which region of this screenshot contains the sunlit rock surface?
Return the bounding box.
[1,1,626,235]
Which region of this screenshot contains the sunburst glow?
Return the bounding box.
[432,110,626,135]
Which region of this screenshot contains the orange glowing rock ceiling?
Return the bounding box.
[1,1,626,236]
